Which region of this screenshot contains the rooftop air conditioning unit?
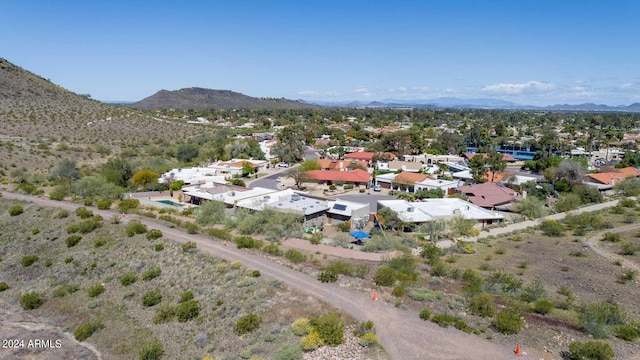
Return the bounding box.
[230,191,235,196]
[263,195,270,201]
[407,207,414,212]
[291,194,301,201]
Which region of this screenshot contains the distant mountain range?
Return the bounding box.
[310,97,640,112]
[130,87,315,111]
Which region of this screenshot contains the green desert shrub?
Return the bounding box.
[120,272,138,286]
[175,300,200,322]
[142,267,161,281]
[179,290,194,303]
[468,293,495,317]
[284,249,307,264]
[601,232,621,243]
[539,219,565,236]
[154,244,164,251]
[8,205,23,216]
[138,338,164,360]
[146,229,163,240]
[358,332,379,347]
[183,221,199,234]
[234,236,263,249]
[96,199,112,210]
[0,282,9,292]
[317,270,338,283]
[86,283,106,298]
[142,290,163,307]
[579,302,626,338]
[65,235,82,248]
[21,254,39,267]
[494,307,523,334]
[181,241,197,252]
[75,207,93,219]
[533,299,554,315]
[263,243,282,256]
[274,344,303,360]
[126,220,147,237]
[419,308,431,321]
[236,313,260,335]
[614,324,639,341]
[310,312,344,346]
[374,267,397,287]
[67,217,103,234]
[74,319,104,341]
[203,227,233,240]
[20,291,45,310]
[431,313,458,328]
[567,341,614,360]
[118,198,140,212]
[152,305,176,324]
[93,238,107,247]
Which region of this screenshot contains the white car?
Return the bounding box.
[277,162,289,168]
[276,177,282,182]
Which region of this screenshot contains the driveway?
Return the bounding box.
[2,192,530,359]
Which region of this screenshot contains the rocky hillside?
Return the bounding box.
[0,58,208,172]
[131,87,315,110]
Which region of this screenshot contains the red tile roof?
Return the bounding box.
[392,172,430,185]
[588,167,640,185]
[344,152,396,161]
[458,182,521,208]
[305,169,371,183]
[317,158,368,170]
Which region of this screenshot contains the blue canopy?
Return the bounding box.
[349,230,371,239]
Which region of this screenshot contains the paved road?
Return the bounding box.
[3,192,527,360]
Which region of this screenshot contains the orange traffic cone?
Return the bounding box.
[514,344,522,356]
[372,292,378,302]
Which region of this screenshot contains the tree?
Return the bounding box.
[196,200,226,226]
[132,169,159,190]
[418,220,446,241]
[485,150,506,182]
[615,177,640,196]
[515,197,548,219]
[551,160,585,190]
[176,143,200,163]
[52,159,80,181]
[469,155,488,182]
[271,125,306,164]
[241,162,255,177]
[72,176,123,200]
[102,158,133,186]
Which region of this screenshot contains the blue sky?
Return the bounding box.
[2,1,639,105]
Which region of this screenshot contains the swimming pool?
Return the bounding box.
[156,199,183,207]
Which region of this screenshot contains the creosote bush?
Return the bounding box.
[0,282,9,292]
[146,229,163,240]
[120,272,138,286]
[9,205,24,216]
[176,300,200,322]
[142,266,161,281]
[142,290,163,307]
[75,207,93,219]
[87,283,106,298]
[568,341,614,360]
[66,235,82,248]
[21,254,39,267]
[236,313,260,335]
[284,249,307,264]
[494,307,523,334]
[419,308,431,321]
[20,291,45,310]
[138,338,164,360]
[181,241,197,252]
[126,220,147,237]
[310,312,344,346]
[74,319,104,341]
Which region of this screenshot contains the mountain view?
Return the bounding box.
[3,2,640,360]
[131,87,314,111]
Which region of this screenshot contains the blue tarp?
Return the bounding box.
[349,230,371,239]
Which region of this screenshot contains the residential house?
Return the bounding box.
[377,198,503,227]
[235,190,329,228]
[391,172,431,192]
[377,160,423,173]
[374,172,397,189]
[415,179,461,195]
[304,169,371,187]
[463,152,518,163]
[458,182,522,210]
[344,151,396,163]
[326,199,370,229]
[584,166,640,190]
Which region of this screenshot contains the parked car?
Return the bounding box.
[276,177,282,182]
[277,162,289,168]
[373,184,382,192]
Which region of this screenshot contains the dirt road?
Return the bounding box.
[3,193,532,359]
[585,223,640,272]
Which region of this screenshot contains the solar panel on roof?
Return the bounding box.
[332,204,347,211]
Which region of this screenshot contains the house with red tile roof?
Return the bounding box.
[344,151,396,163]
[316,158,369,171]
[304,169,371,187]
[458,182,522,210]
[391,172,431,192]
[587,167,640,186]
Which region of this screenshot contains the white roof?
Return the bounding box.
[327,199,369,216]
[375,173,398,182]
[235,189,328,215]
[413,198,503,221]
[377,200,434,223]
[378,198,503,223]
[451,170,474,180]
[182,182,275,205]
[416,179,460,188]
[159,167,226,184]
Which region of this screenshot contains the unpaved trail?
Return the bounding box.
[3,193,542,359]
[585,223,640,272]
